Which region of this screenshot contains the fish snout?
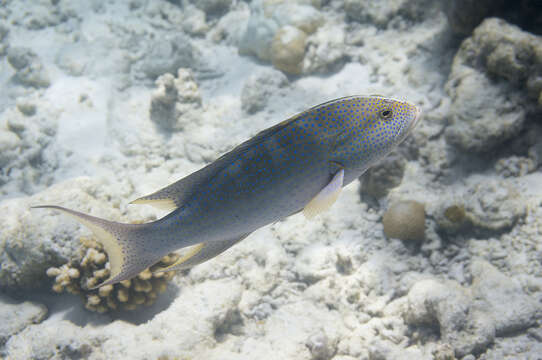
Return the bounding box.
[408,105,422,133]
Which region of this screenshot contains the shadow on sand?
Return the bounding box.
[23,282,181,327]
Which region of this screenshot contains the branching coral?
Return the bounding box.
[47,236,179,313]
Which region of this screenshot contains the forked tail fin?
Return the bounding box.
[32,205,161,289]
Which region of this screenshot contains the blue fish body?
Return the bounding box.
[34,95,421,287]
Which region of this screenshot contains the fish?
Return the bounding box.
[33,95,422,288]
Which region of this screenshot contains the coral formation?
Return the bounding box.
[464,179,526,234]
[445,67,526,153]
[445,18,542,153]
[138,34,199,80]
[404,260,541,357]
[303,23,350,74]
[344,0,438,28]
[179,5,209,36]
[360,153,406,201]
[150,68,202,131]
[495,156,536,178]
[433,198,470,235]
[237,0,326,74]
[47,236,178,313]
[238,14,278,61]
[443,0,504,35]
[0,98,59,194]
[443,204,465,223]
[7,47,50,88]
[270,26,307,75]
[209,4,250,44]
[272,3,323,34]
[444,0,542,36]
[434,179,526,236]
[382,200,426,242]
[404,278,495,357]
[241,68,289,114]
[270,26,308,75]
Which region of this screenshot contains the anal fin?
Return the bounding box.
[153,233,251,272]
[303,168,344,219]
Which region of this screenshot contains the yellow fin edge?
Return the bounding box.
[303,190,341,219]
[130,198,177,211]
[303,169,344,220]
[152,243,205,273]
[36,207,125,288]
[75,218,124,288]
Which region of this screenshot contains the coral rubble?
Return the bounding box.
[47,236,178,313]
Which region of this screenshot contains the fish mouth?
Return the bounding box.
[408,105,422,133]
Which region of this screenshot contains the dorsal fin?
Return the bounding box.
[131,96,362,210]
[131,116,300,209]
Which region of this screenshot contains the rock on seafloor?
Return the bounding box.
[0,295,47,346]
[150,68,203,131]
[404,260,540,357]
[344,0,439,28]
[241,68,289,114]
[7,47,50,88]
[445,18,542,153]
[444,0,542,36]
[1,0,542,359]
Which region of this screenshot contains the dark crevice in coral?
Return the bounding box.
[214,309,245,343]
[406,324,442,346]
[445,0,542,36]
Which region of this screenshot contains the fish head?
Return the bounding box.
[366,95,421,144]
[333,95,422,171]
[359,95,420,151]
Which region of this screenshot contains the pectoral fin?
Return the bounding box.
[153,233,251,272]
[303,168,344,219]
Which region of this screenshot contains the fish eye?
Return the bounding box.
[380,109,393,119]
